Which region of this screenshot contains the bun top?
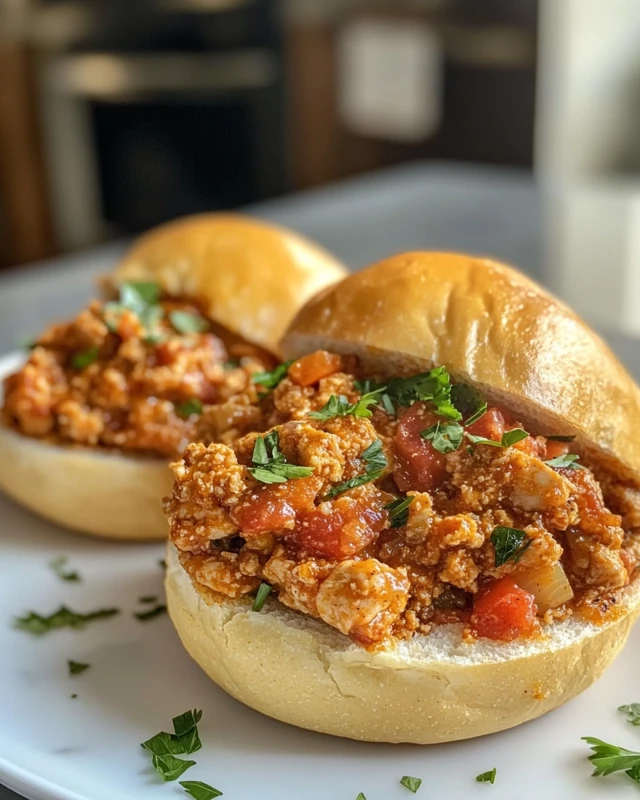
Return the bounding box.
[282,251,640,482]
[112,213,346,354]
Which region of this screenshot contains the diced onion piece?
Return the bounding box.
[514,562,574,612]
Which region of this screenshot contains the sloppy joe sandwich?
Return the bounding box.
[164,251,640,743]
[0,214,346,539]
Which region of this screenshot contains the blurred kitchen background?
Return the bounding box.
[1,0,639,340]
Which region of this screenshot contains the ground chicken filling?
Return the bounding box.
[165,350,640,650]
[2,284,276,458]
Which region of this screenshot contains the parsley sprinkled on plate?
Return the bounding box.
[180,780,223,799]
[490,527,532,567]
[620,704,640,725]
[400,775,422,793]
[49,556,80,582]
[584,736,640,783]
[248,430,314,484]
[14,605,119,635]
[134,604,167,621]
[476,768,497,784]
[142,710,203,781]
[68,660,90,676]
[355,794,367,800]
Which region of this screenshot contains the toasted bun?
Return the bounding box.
[0,422,171,539]
[282,252,640,483]
[166,544,640,743]
[113,213,347,354]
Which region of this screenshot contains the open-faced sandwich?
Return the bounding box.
[164,251,640,743]
[0,214,346,539]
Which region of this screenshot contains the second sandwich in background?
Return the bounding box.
[0,214,346,539]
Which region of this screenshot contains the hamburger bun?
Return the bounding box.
[166,542,640,743]
[165,251,640,740]
[0,216,346,540]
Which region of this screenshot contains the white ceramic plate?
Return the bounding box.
[0,352,639,800]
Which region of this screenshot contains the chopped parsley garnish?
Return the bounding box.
[324,439,387,499]
[70,346,99,370]
[476,768,497,784]
[248,430,314,484]
[385,367,461,420]
[68,660,90,676]
[466,427,529,449]
[619,704,640,726]
[142,709,203,781]
[252,360,293,391]
[309,389,383,421]
[544,453,585,470]
[180,781,223,799]
[169,310,209,335]
[14,605,119,635]
[121,281,161,308]
[545,434,576,442]
[584,736,640,783]
[176,398,203,419]
[50,556,80,582]
[420,420,464,454]
[139,595,158,604]
[400,775,422,793]
[104,280,163,337]
[159,559,167,570]
[356,794,367,800]
[252,583,272,612]
[450,384,487,425]
[71,693,78,699]
[491,526,532,567]
[134,604,167,621]
[385,496,414,528]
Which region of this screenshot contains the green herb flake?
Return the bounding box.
[385,496,414,528]
[50,556,80,582]
[252,583,272,612]
[309,388,383,422]
[70,693,78,699]
[385,367,461,420]
[324,438,388,499]
[544,453,585,470]
[172,709,203,755]
[134,604,167,622]
[619,704,640,726]
[176,398,203,419]
[583,736,640,782]
[400,775,422,793]
[545,434,576,442]
[139,595,158,604]
[159,559,167,570]
[248,430,314,484]
[356,794,367,800]
[70,346,99,370]
[180,781,223,800]
[476,768,497,784]
[152,753,196,782]
[121,281,161,307]
[68,660,90,676]
[490,526,532,567]
[466,427,529,449]
[142,710,203,781]
[14,605,119,635]
[252,360,293,391]
[420,420,464,454]
[169,310,209,335]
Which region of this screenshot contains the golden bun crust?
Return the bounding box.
[113,213,347,354]
[0,424,171,539]
[282,252,640,482]
[166,544,640,743]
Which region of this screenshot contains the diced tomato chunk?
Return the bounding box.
[394,403,447,492]
[288,350,342,387]
[466,406,506,441]
[470,577,539,641]
[294,494,387,560]
[543,439,571,460]
[231,477,319,535]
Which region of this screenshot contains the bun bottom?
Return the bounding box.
[166,544,640,743]
[0,424,171,540]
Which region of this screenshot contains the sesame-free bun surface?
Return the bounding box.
[165,544,640,743]
[113,213,347,354]
[282,252,640,482]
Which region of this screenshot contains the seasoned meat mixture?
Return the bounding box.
[165,350,640,650]
[2,283,276,458]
